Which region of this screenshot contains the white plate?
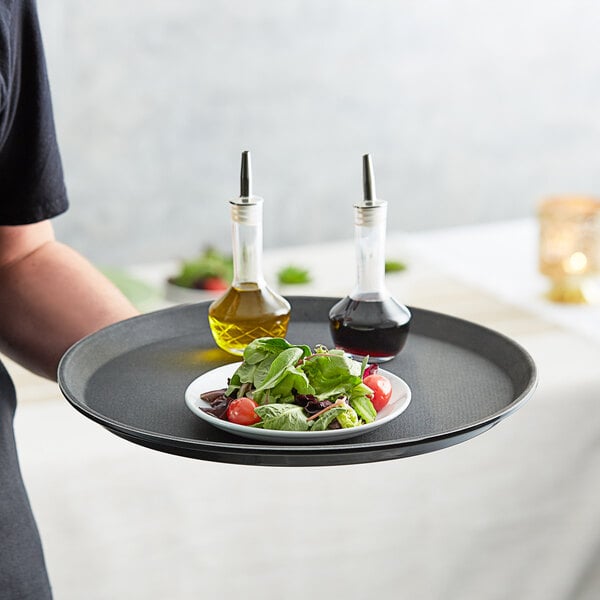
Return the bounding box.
[185,362,411,444]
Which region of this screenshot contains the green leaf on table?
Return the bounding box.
[277,265,312,285]
[385,260,407,273]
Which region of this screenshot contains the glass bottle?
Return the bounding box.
[208,151,291,356]
[329,154,411,362]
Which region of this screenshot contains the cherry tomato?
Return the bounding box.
[363,374,393,412]
[226,397,261,425]
[200,277,229,291]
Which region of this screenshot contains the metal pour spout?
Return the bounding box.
[363,154,376,206]
[240,150,252,200]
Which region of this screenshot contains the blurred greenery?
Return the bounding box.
[100,268,161,311]
[385,259,407,273]
[277,265,312,285]
[100,250,406,311]
[169,247,233,288]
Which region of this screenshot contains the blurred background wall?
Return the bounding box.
[37,0,600,265]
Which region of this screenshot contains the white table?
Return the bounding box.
[11,219,600,600]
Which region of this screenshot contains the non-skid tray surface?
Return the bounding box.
[58,297,537,466]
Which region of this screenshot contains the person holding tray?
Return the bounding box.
[0,1,138,598]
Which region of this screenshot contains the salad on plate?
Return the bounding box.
[200,337,394,432]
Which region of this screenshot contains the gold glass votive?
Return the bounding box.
[539,196,600,303]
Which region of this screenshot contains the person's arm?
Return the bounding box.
[0,220,139,380]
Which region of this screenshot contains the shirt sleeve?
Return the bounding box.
[0,0,68,225]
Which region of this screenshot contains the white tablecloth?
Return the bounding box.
[402,218,600,344]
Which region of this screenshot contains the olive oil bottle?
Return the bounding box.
[208,151,290,355]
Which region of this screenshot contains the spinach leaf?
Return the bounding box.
[252,354,278,388]
[255,365,314,404]
[234,361,257,384]
[225,371,241,397]
[244,337,310,361]
[244,350,270,365]
[228,338,310,398]
[225,360,257,396]
[254,347,304,392]
[242,338,289,365]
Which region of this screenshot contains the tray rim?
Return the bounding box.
[58,297,538,457]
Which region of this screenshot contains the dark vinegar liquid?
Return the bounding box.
[329,296,411,362]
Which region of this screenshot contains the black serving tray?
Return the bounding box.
[58,297,537,467]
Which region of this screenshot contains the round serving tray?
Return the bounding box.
[58,297,537,467]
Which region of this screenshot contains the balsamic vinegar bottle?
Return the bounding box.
[329,154,411,362]
[208,151,291,356]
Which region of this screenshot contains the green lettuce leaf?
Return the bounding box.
[336,405,360,428]
[299,353,363,400]
[255,365,314,404]
[254,404,310,431]
[310,404,359,431]
[348,382,377,423]
[254,347,305,392]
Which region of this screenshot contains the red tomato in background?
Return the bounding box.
[226,397,261,425]
[363,374,393,412]
[200,277,229,291]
